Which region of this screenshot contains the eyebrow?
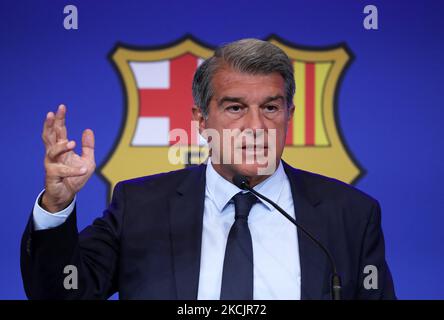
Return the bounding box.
[262,95,285,104]
[217,96,244,106]
[217,95,285,106]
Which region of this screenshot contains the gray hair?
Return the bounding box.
[192,38,295,118]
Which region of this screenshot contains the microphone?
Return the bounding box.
[232,174,342,300]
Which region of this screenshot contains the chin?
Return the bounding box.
[230,162,276,178]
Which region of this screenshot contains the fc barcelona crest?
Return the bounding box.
[100,36,363,197]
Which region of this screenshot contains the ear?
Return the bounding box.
[192,106,207,134]
[287,104,295,122]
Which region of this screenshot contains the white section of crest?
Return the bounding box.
[132,117,170,146]
[129,61,170,89]
[197,58,205,67]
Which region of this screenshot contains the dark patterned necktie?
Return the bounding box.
[220,192,258,300]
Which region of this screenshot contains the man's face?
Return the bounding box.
[194,66,294,181]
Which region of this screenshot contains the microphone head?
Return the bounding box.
[232,174,250,190]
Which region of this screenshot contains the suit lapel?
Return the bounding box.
[283,162,330,300]
[169,164,206,300]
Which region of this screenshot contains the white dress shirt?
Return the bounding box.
[32,160,301,299]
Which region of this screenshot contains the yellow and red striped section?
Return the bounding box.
[288,61,332,146]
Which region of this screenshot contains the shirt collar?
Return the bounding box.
[205,158,286,212]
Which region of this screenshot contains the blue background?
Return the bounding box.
[1,0,443,299]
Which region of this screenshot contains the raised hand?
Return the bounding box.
[41,104,96,213]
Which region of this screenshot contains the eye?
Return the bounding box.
[226,105,242,113]
[264,105,279,113]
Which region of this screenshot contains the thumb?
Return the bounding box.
[81,129,95,159]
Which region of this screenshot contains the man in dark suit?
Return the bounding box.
[21,39,395,300]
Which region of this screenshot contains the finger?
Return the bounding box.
[42,112,57,146]
[46,140,76,161]
[55,126,68,144]
[46,163,88,178]
[81,129,95,160]
[54,104,68,142]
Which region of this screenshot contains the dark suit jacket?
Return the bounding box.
[21,162,396,299]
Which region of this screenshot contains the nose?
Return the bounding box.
[243,106,266,133]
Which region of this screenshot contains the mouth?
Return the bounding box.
[240,145,268,151]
